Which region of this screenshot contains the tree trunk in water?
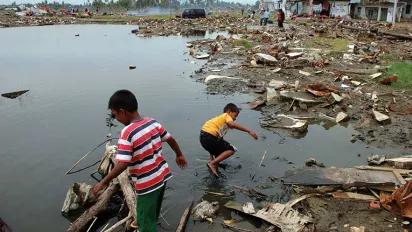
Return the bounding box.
[111,157,137,221]
[67,183,120,232]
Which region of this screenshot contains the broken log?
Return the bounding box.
[67,182,120,232]
[111,157,137,220]
[380,31,412,40]
[175,201,193,232]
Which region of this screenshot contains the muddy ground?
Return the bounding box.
[186,18,412,154]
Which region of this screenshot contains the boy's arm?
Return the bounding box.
[93,162,128,196]
[166,137,187,169]
[227,121,258,140]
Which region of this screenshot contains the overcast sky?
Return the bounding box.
[1,0,257,5]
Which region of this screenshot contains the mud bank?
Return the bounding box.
[187,19,412,153]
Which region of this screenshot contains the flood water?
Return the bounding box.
[0,25,400,231]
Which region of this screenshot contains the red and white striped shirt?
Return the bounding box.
[115,118,172,195]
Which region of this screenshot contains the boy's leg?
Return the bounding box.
[136,186,165,232]
[209,154,214,161]
[207,139,236,176]
[156,184,166,219]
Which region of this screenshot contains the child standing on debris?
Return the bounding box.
[277,9,285,28]
[93,89,187,232]
[200,103,258,177]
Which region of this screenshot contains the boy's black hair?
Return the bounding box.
[223,103,239,113]
[108,89,138,113]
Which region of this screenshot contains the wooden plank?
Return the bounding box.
[329,192,377,201]
[393,170,407,185]
[283,168,401,187]
[353,165,412,175]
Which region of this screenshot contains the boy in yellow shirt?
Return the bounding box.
[200,103,258,176]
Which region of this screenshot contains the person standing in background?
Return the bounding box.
[277,9,285,28]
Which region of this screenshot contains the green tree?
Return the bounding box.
[254,0,259,8]
[117,0,132,9]
[93,0,105,8]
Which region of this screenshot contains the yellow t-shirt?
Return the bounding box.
[201,113,233,137]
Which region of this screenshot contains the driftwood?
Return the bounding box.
[104,213,132,232]
[221,223,256,232]
[175,201,194,232]
[1,90,29,99]
[67,182,120,232]
[111,157,137,221]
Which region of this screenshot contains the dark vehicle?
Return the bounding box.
[182,8,206,18]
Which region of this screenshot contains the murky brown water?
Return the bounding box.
[0,24,399,231]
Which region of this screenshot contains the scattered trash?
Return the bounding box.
[380,76,398,85]
[331,92,343,102]
[225,201,313,232]
[299,70,311,76]
[272,68,281,73]
[204,75,242,84]
[260,114,308,132]
[367,154,386,165]
[336,112,349,123]
[303,83,336,97]
[62,182,97,214]
[370,201,380,209]
[268,80,287,89]
[266,88,278,102]
[350,226,366,232]
[1,89,29,99]
[280,91,325,103]
[381,180,412,218]
[287,52,303,58]
[131,29,138,34]
[242,202,256,214]
[129,65,136,70]
[254,53,278,65]
[194,54,210,59]
[305,158,325,167]
[192,200,219,221]
[372,110,391,124]
[370,73,383,79]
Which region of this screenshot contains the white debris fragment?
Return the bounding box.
[370,73,382,79]
[336,112,349,123]
[299,70,311,76]
[331,92,343,102]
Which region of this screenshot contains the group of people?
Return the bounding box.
[92,90,259,231]
[243,8,285,28]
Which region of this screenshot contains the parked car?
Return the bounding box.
[182,8,206,18]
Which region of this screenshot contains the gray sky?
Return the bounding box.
[1,0,257,5]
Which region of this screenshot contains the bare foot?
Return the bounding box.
[207,162,218,177]
[209,154,214,161]
[131,220,138,228]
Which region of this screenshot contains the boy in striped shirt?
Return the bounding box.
[93,89,187,232]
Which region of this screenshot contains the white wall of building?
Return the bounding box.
[401,1,412,18]
[330,1,350,17]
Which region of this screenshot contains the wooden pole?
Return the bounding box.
[65,138,113,175]
[111,157,137,220]
[175,201,194,232]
